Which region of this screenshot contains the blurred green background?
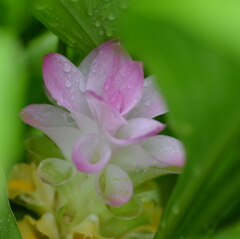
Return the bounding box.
[0,0,240,239]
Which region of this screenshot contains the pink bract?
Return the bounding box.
[21,40,185,207]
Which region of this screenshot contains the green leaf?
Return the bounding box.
[0,30,27,174]
[32,0,131,56]
[208,224,240,239]
[0,167,22,239]
[25,136,63,164]
[0,0,30,33]
[25,31,58,104]
[123,1,240,238]
[188,223,240,239]
[125,0,240,62]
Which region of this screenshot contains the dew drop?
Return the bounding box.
[67,39,77,47]
[136,168,147,174]
[145,99,150,106]
[144,80,150,87]
[193,167,201,177]
[91,65,97,73]
[65,80,71,88]
[99,28,104,36]
[73,31,84,40]
[105,29,113,37]
[35,4,44,10]
[107,13,115,21]
[79,80,85,92]
[104,83,110,91]
[103,3,111,8]
[64,63,71,72]
[63,213,74,224]
[59,55,66,62]
[88,214,99,223]
[63,113,75,126]
[119,0,129,9]
[120,70,127,78]
[49,21,59,27]
[127,84,132,89]
[172,205,180,214]
[86,7,93,16]
[94,20,101,27]
[161,221,167,228]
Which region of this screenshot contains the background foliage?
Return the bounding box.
[0,0,239,238]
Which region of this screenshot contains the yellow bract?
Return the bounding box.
[8,180,35,192]
[18,213,59,239]
[68,214,109,239]
[8,162,161,239]
[8,163,55,214]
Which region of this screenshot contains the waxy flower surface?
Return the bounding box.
[21,40,185,207]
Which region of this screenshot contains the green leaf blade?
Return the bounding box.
[122,1,240,238]
[0,167,22,239]
[0,30,27,174]
[32,0,131,56]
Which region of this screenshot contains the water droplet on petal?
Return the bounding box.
[91,64,97,73]
[78,80,85,92]
[109,91,122,111]
[104,83,110,91]
[63,113,75,126]
[72,67,77,73]
[59,55,66,62]
[145,99,150,106]
[120,68,127,78]
[63,63,71,72]
[65,80,71,88]
[136,168,147,174]
[143,80,150,87]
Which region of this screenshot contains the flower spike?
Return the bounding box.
[21,40,185,207]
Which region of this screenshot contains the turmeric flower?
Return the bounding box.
[21,40,184,207]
